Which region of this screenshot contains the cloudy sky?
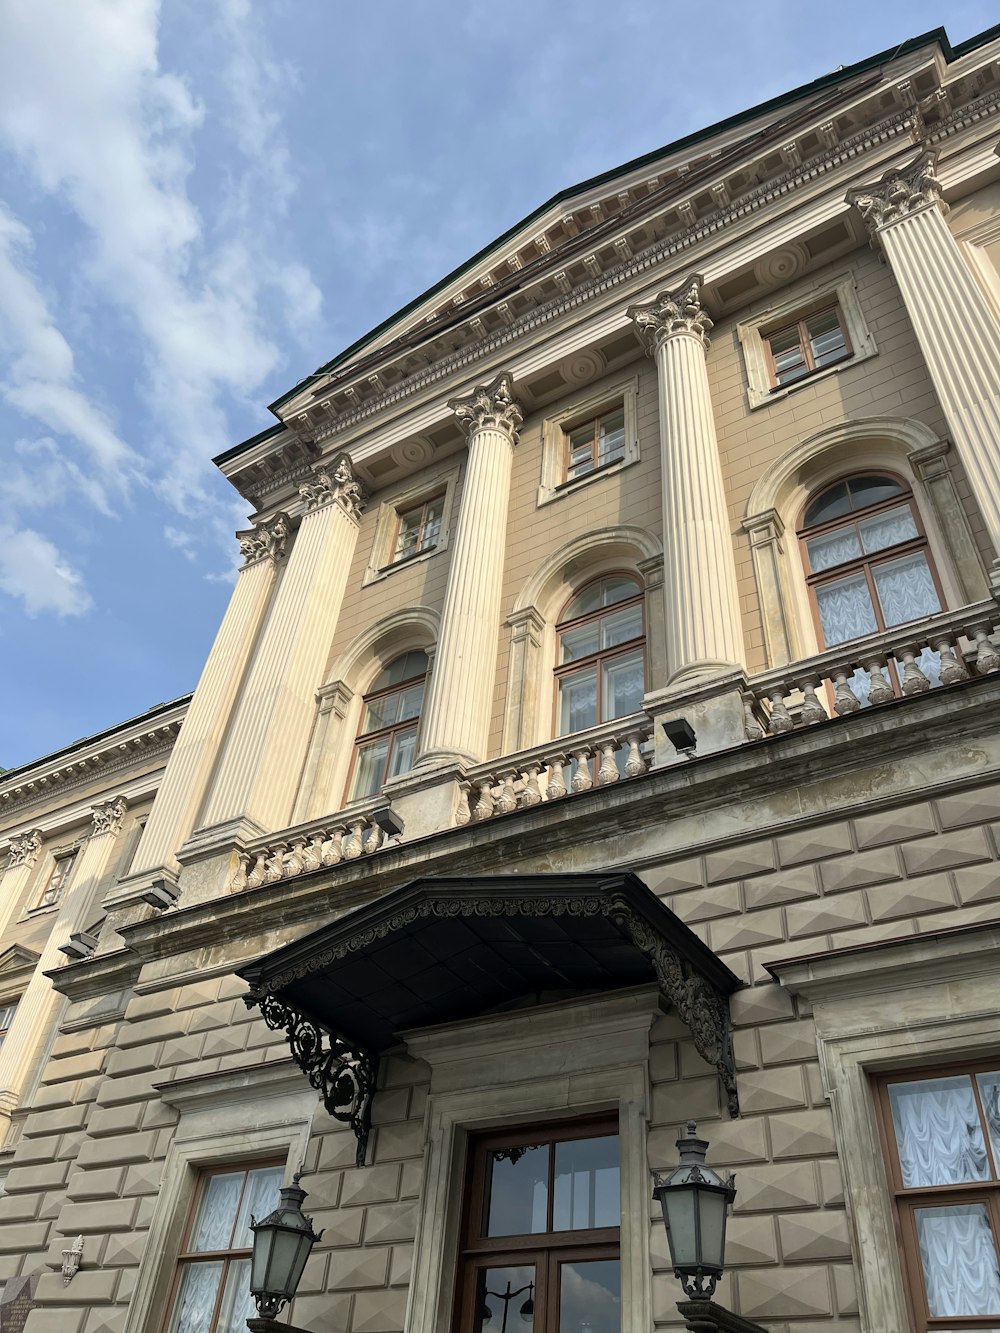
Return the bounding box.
[0,0,995,770]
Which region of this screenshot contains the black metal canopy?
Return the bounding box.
[238,873,741,1164]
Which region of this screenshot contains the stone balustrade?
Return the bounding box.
[456,715,653,825]
[230,798,398,891]
[744,602,1000,739]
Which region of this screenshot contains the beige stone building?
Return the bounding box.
[2,22,1000,1333]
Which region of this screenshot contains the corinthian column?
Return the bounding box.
[627,278,744,683]
[197,458,366,839]
[116,515,288,898]
[417,372,523,766]
[0,831,43,941]
[848,153,1000,575]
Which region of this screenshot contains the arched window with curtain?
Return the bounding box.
[347,650,428,801]
[554,575,645,736]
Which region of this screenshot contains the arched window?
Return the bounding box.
[347,650,427,801]
[799,474,943,648]
[555,575,645,736]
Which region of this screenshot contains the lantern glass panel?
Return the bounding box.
[662,1187,698,1269]
[249,1226,275,1293]
[697,1189,729,1272]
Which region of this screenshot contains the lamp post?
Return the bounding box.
[653,1122,768,1333]
[247,1172,323,1333]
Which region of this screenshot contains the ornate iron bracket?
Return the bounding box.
[245,990,378,1166]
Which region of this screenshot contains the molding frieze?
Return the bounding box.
[236,512,290,567]
[847,150,944,236]
[627,275,713,354]
[298,455,368,519]
[91,796,128,839]
[6,829,42,870]
[447,371,523,443]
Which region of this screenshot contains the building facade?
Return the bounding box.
[2,23,1000,1333]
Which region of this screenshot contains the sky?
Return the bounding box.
[0,0,996,771]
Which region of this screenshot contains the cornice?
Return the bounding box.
[45,946,143,1004]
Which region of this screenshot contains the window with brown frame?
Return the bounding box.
[453,1117,621,1333]
[0,1002,17,1052]
[392,493,445,565]
[874,1061,1000,1329]
[763,304,851,388]
[347,650,428,802]
[563,407,626,484]
[163,1161,284,1333]
[554,576,645,740]
[35,849,78,910]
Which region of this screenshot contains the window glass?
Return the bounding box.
[558,668,598,735]
[564,408,626,482]
[349,653,427,801]
[889,1076,990,1188]
[560,623,600,665]
[552,1136,620,1232]
[803,481,851,527]
[601,650,644,721]
[806,526,863,573]
[807,308,848,367]
[871,553,941,626]
[474,1266,536,1333]
[915,1204,1000,1317]
[848,475,903,507]
[858,506,919,555]
[486,1146,550,1237]
[815,572,879,646]
[600,605,642,651]
[558,1259,620,1333]
[977,1072,1000,1167]
[556,578,644,739]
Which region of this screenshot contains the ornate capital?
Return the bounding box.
[447,371,523,444]
[627,275,713,355]
[237,511,290,567]
[847,151,944,236]
[91,796,128,838]
[7,829,42,870]
[299,455,367,520]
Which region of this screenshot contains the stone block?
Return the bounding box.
[104,1230,148,1269]
[710,910,785,953]
[328,1244,391,1289]
[187,1005,232,1034]
[65,1166,126,1200]
[853,802,935,849]
[651,1076,720,1125]
[820,846,901,893]
[785,894,868,938]
[85,1103,145,1138]
[759,1019,818,1066]
[379,1055,428,1088]
[319,1130,362,1172]
[94,1071,160,1108]
[726,1214,779,1266]
[954,863,1000,905]
[778,1208,851,1261]
[44,1050,108,1084]
[364,1201,418,1246]
[339,1164,402,1208]
[312,1205,365,1248]
[833,1262,859,1315]
[705,841,775,885]
[819,1160,845,1207]
[733,1161,819,1213]
[673,882,742,923]
[289,1294,351,1332]
[296,1168,342,1211]
[57,1198,138,1234]
[732,1030,759,1071]
[399,1160,424,1200]
[35,1269,120,1305]
[350,1287,407,1333]
[737,1067,808,1113]
[297,1248,330,1296]
[935,783,1000,830]
[744,868,819,910]
[370,1089,411,1127]
[775,824,853,868]
[901,827,992,876]
[0,1221,52,1253]
[389,1243,412,1286]
[769,1108,837,1159]
[867,872,955,922]
[20,1104,90,1138]
[51,1030,96,1060]
[668,1115,767,1167]
[174,979,223,1009]
[75,1130,159,1169]
[640,859,704,895]
[158,1035,206,1068]
[737,1266,832,1318]
[649,1042,678,1082]
[5,1161,70,1195]
[82,1308,126,1333]
[729,983,794,1027]
[114,1012,189,1049]
[200,1026,250,1059]
[123,1161,165,1197]
[124,989,179,1021]
[11,1135,62,1165]
[23,1313,86,1333]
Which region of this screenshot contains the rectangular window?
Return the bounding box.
[454,1117,621,1333]
[0,1003,17,1051]
[875,1062,1000,1327]
[764,305,851,389]
[563,408,626,483]
[164,1162,284,1333]
[36,850,78,910]
[393,494,445,564]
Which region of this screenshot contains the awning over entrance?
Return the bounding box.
[238,873,742,1164]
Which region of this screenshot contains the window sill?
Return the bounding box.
[537,453,639,508]
[364,543,441,586]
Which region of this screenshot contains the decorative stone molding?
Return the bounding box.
[6,830,42,870]
[298,455,367,518]
[90,796,128,838]
[236,511,290,567]
[447,371,523,443]
[627,275,713,354]
[846,150,944,235]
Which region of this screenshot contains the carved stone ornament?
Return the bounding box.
[299,455,368,519]
[846,151,944,236]
[91,796,128,838]
[244,990,378,1167]
[237,511,290,567]
[627,275,713,355]
[447,371,523,444]
[6,829,43,870]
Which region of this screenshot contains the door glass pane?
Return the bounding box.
[872,552,940,626]
[233,1166,283,1248]
[976,1071,1000,1171]
[553,1135,620,1231]
[815,571,878,646]
[915,1204,1000,1317]
[351,738,388,800]
[474,1265,535,1333]
[191,1173,243,1251]
[560,623,600,664]
[559,669,597,735]
[559,1259,620,1333]
[167,1262,224,1333]
[600,604,642,650]
[485,1146,549,1236]
[806,525,862,573]
[858,505,918,554]
[217,1258,257,1333]
[889,1076,990,1186]
[602,649,644,721]
[387,726,417,780]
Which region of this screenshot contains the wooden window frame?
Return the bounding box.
[763,303,852,391]
[0,1001,17,1051]
[453,1114,621,1333]
[552,576,646,738]
[35,848,79,911]
[873,1058,1000,1331]
[390,492,446,568]
[560,406,627,486]
[345,656,428,803]
[160,1158,283,1333]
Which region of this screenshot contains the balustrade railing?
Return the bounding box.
[456,714,653,825]
[231,798,396,891]
[744,603,1000,740]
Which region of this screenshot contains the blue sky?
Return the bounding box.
[0,0,995,770]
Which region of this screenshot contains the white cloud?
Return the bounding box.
[0,525,93,617]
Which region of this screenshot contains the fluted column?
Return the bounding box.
[628,278,744,683]
[0,831,43,941]
[418,372,523,766]
[848,152,1000,574]
[198,457,366,835]
[0,799,128,1144]
[120,514,288,891]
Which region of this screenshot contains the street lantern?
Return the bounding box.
[653,1121,736,1298]
[250,1173,324,1318]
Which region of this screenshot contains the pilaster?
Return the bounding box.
[741,509,798,667]
[0,831,43,943]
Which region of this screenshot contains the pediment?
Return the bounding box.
[0,945,41,984]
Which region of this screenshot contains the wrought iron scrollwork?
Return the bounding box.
[246,990,378,1167]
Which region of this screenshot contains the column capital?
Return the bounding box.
[846,150,944,238]
[91,796,128,838]
[299,455,368,520]
[6,830,42,870]
[447,372,523,444]
[237,511,291,567]
[627,275,713,355]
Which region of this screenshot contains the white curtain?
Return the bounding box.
[889,1077,989,1187]
[917,1204,1000,1317]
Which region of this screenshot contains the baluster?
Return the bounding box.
[342,821,365,860]
[545,754,568,800]
[521,763,543,806]
[496,770,518,813]
[743,700,765,741]
[932,635,969,686]
[767,690,794,735]
[246,849,267,889]
[571,747,594,792]
[472,779,495,821]
[623,732,646,777]
[285,836,308,877]
[832,671,862,715]
[971,624,1000,675]
[264,843,287,884]
[896,647,930,695]
[321,829,343,866]
[798,677,828,725]
[232,853,250,892]
[861,656,894,705]
[304,834,324,872]
[363,819,382,855]
[455,782,472,826]
[597,740,620,786]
